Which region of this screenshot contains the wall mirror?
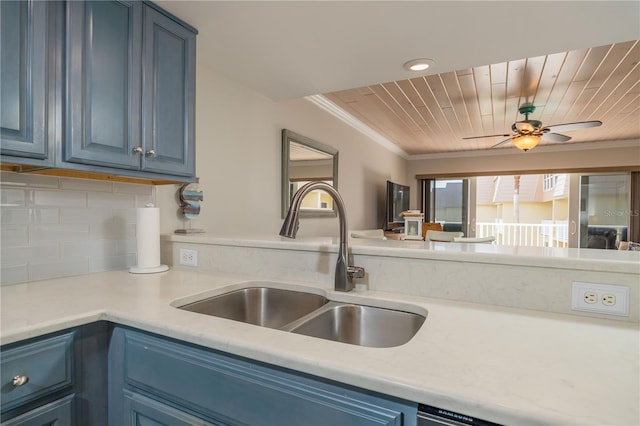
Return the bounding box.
[282,129,338,218]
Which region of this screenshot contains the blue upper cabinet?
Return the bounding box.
[63,1,196,180]
[0,0,196,181]
[141,5,196,177]
[0,0,50,163]
[65,1,143,171]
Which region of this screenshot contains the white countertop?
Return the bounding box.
[168,233,640,275]
[1,269,638,426]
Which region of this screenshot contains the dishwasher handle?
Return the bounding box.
[417,404,502,426]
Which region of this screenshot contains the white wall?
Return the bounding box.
[157,63,407,238]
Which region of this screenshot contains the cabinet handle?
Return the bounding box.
[145,149,156,157]
[12,375,29,387]
[132,147,143,154]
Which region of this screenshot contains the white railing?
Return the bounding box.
[476,221,569,247]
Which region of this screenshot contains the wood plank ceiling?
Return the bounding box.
[324,41,640,155]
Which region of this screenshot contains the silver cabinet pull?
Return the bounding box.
[145,149,156,157]
[132,147,143,154]
[12,375,29,387]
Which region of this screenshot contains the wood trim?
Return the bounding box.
[289,177,332,183]
[416,166,640,180]
[0,163,183,185]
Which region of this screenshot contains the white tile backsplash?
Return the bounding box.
[0,226,29,247]
[0,264,28,284]
[0,172,59,188]
[30,224,91,243]
[0,172,156,285]
[1,209,29,225]
[88,191,136,209]
[114,181,154,195]
[33,189,87,207]
[1,188,26,206]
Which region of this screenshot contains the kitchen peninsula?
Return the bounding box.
[1,235,638,425]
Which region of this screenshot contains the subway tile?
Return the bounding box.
[60,208,111,225]
[29,208,60,224]
[114,182,153,196]
[117,238,138,254]
[61,240,119,259]
[1,188,27,206]
[112,208,137,224]
[30,224,90,243]
[33,189,87,207]
[1,243,60,264]
[1,208,30,225]
[0,225,28,247]
[135,195,156,208]
[28,258,89,282]
[60,177,113,192]
[89,221,136,240]
[0,172,59,188]
[89,253,136,273]
[1,264,29,285]
[88,192,135,209]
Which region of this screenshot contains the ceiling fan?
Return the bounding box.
[463,104,602,151]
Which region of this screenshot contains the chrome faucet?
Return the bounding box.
[279,182,364,292]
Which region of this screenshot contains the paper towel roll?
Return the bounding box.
[130,206,169,274]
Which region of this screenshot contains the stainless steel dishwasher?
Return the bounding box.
[417,404,502,426]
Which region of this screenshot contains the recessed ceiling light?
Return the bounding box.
[403,58,435,72]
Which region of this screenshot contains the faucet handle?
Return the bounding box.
[347,266,365,279]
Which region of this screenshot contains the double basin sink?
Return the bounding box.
[177,286,426,348]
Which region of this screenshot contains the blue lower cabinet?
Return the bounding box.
[123,390,217,426]
[0,395,74,426]
[0,333,74,413]
[110,327,417,426]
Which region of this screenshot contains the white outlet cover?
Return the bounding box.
[571,281,629,316]
[179,249,198,267]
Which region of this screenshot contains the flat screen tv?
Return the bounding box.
[385,180,410,228]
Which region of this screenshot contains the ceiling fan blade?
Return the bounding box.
[542,120,602,133]
[491,137,513,148]
[462,133,512,140]
[541,132,571,142]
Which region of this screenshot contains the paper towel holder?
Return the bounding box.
[130,204,169,274]
[129,264,169,274]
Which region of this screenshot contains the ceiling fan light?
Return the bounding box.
[512,134,541,151]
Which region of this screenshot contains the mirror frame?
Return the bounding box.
[281,129,339,218]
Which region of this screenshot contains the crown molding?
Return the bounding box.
[305,95,410,159]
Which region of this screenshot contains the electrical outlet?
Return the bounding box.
[179,249,198,267]
[602,294,616,306]
[584,291,597,304]
[571,282,629,316]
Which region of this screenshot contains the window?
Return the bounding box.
[543,174,557,192]
[419,172,637,249]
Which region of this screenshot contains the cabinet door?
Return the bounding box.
[1,395,73,426]
[116,328,413,426]
[141,6,196,178]
[65,1,141,170]
[122,390,217,426]
[0,0,48,160]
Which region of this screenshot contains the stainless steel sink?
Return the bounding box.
[177,286,426,348]
[178,287,328,329]
[289,303,425,348]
